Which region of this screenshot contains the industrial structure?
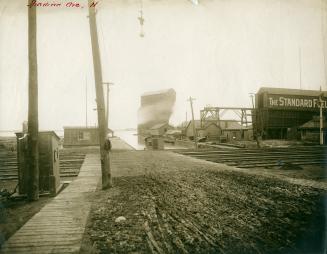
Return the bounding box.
[200,106,253,128]
[184,106,254,142]
[183,119,252,142]
[137,88,176,135]
[254,87,327,141]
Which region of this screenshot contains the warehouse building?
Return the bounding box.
[254,87,327,140]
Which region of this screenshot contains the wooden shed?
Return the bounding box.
[63,127,113,147]
[149,123,172,136]
[298,116,327,143]
[16,131,61,196]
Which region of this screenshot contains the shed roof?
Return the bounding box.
[16,131,61,141]
[203,122,220,130]
[63,126,113,132]
[150,123,169,130]
[219,120,244,130]
[141,88,176,97]
[166,129,182,135]
[298,118,327,129]
[257,87,327,97]
[186,120,202,130]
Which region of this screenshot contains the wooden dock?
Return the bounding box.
[0,154,101,254]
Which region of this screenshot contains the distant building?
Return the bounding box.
[184,120,201,139]
[254,87,327,140]
[184,120,221,140]
[184,120,252,141]
[298,116,327,143]
[220,120,252,141]
[63,127,114,147]
[149,123,173,136]
[198,123,222,140]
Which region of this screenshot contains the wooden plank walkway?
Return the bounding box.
[0,154,101,254]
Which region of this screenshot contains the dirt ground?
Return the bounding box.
[81,151,326,254]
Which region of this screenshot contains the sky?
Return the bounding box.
[0,0,326,131]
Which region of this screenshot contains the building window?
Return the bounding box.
[78,131,91,140]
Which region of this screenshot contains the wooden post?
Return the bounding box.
[85,77,88,127]
[188,97,197,149]
[88,0,112,189]
[319,89,324,145]
[27,0,39,201]
[103,82,114,128]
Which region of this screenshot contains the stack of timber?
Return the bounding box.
[0,139,17,181]
[176,146,327,169]
[0,141,86,180]
[59,149,86,178]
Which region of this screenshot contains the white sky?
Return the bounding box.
[0,0,326,131]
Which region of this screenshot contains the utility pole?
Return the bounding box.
[88,0,112,189]
[249,93,255,108]
[249,93,260,148]
[188,97,197,149]
[85,77,88,127]
[27,0,39,201]
[319,87,324,145]
[299,47,302,89]
[103,82,114,128]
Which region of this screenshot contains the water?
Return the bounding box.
[0,130,64,137]
[0,131,17,137]
[115,130,145,150]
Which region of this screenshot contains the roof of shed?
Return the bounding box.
[257,87,327,97]
[63,126,113,132]
[141,88,176,97]
[150,123,169,130]
[298,118,327,129]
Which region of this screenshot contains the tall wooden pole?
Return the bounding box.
[188,97,198,149]
[103,82,114,128]
[85,77,88,127]
[319,88,324,145]
[27,0,39,201]
[88,0,112,189]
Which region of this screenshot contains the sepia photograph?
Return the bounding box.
[0,0,326,253]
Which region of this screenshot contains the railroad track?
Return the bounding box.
[59,149,86,178]
[0,138,18,181]
[175,146,327,169]
[0,143,86,181]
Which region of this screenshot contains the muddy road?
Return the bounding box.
[82,151,326,254]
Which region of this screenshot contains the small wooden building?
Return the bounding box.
[298,117,327,143]
[197,123,222,140]
[63,127,113,147]
[149,123,172,136]
[185,120,222,140]
[16,131,61,196]
[185,120,202,139]
[220,120,244,141]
